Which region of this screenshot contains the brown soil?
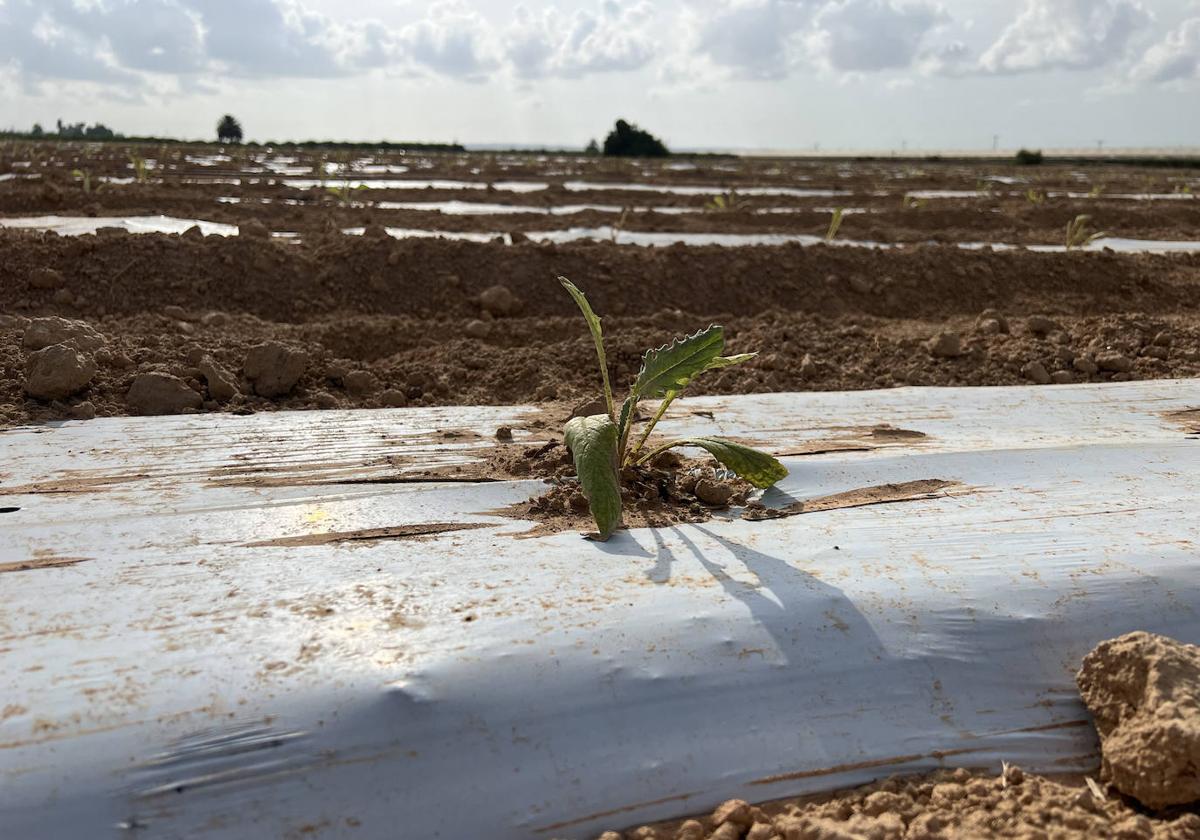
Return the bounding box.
[601,767,1200,840]
[2,228,1199,427]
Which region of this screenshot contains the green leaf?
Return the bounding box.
[617,395,637,442]
[559,277,615,419]
[564,414,623,540]
[642,437,787,489]
[704,353,756,371]
[631,326,726,401]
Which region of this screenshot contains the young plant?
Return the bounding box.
[825,207,845,242]
[559,277,788,540]
[903,194,925,210]
[71,169,93,195]
[128,155,149,184]
[704,189,749,213]
[1025,188,1045,206]
[326,182,367,207]
[1065,214,1108,250]
[610,206,631,244]
[1088,184,1106,199]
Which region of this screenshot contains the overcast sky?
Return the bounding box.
[1,0,1197,151]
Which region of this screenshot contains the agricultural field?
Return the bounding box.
[3,143,1200,840]
[1,142,1199,425]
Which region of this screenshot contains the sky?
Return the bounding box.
[0,0,1198,151]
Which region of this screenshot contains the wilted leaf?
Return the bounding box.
[559,277,615,418]
[678,437,788,489]
[631,326,725,400]
[564,414,623,540]
[703,353,756,371]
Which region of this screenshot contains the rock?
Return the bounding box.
[1097,353,1134,373]
[24,345,97,400]
[976,309,1010,334]
[126,372,203,415]
[1051,370,1075,385]
[198,358,240,402]
[695,479,735,507]
[1021,361,1051,385]
[1074,356,1100,375]
[927,332,963,358]
[22,317,106,352]
[344,370,377,395]
[495,426,514,441]
[68,401,96,420]
[465,319,491,339]
[1078,632,1200,810]
[238,219,271,240]
[1026,315,1064,337]
[712,799,754,828]
[244,342,307,398]
[479,284,521,317]
[28,267,65,290]
[381,389,408,408]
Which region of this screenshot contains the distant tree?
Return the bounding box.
[602,119,669,157]
[30,123,43,138]
[584,138,600,155]
[217,115,244,144]
[83,123,115,140]
[1015,148,1044,165]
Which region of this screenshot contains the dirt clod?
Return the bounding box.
[926,331,963,358]
[126,372,203,415]
[1021,360,1051,385]
[244,341,307,398]
[198,358,240,402]
[1097,353,1135,373]
[22,317,106,353]
[24,345,97,401]
[1078,632,1200,810]
[479,284,521,317]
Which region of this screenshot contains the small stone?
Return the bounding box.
[380,389,408,408]
[712,799,753,828]
[1021,361,1051,384]
[244,342,307,398]
[22,317,106,352]
[1097,353,1134,373]
[198,358,240,402]
[1074,356,1100,375]
[465,319,491,339]
[28,267,65,290]
[1051,370,1075,385]
[1026,315,1063,337]
[696,479,736,507]
[977,318,1003,336]
[24,345,97,400]
[126,372,203,415]
[495,426,514,441]
[201,311,230,327]
[927,332,963,358]
[238,219,271,239]
[68,401,96,420]
[163,305,188,321]
[479,284,521,317]
[344,370,378,395]
[976,308,1010,333]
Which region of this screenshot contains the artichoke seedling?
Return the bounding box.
[559,277,787,540]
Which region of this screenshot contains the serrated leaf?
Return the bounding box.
[559,277,615,419]
[704,353,756,371]
[631,326,725,401]
[564,414,623,540]
[681,437,788,489]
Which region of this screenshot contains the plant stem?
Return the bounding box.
[626,394,677,463]
[635,438,686,467]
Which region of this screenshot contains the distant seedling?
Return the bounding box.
[558,277,787,541]
[1025,188,1046,206]
[129,155,149,184]
[1065,214,1108,251]
[71,169,95,195]
[326,182,367,207]
[903,195,925,210]
[704,190,749,213]
[825,208,845,242]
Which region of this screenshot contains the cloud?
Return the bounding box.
[979,0,1152,75]
[688,0,814,81]
[805,0,949,73]
[399,1,500,81]
[504,1,657,79]
[1131,16,1200,82]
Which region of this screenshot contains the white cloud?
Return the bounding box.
[979,0,1152,75]
[688,0,814,81]
[399,1,500,81]
[805,0,948,73]
[504,1,657,79]
[1131,16,1200,82]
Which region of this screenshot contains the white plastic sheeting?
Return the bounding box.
[1,382,1199,838]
